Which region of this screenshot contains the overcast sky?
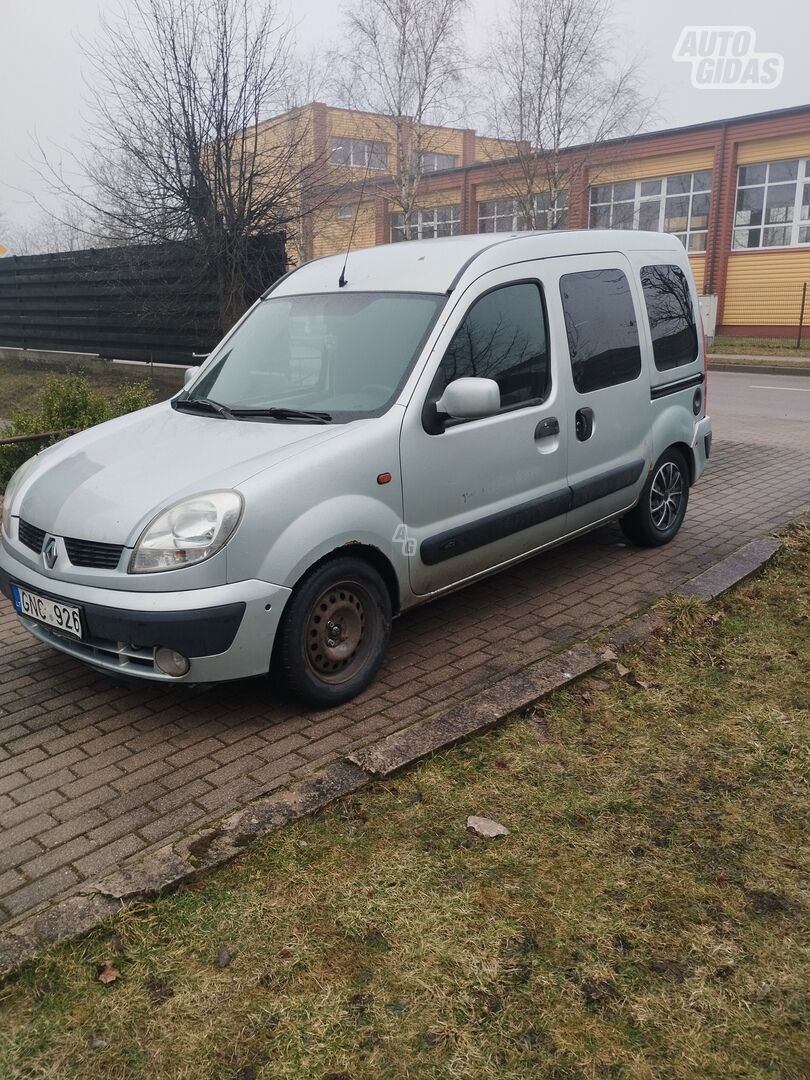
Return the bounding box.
[0,0,806,232]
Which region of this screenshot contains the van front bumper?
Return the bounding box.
[0,546,291,683]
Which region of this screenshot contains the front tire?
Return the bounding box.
[620,448,690,547]
[278,556,391,707]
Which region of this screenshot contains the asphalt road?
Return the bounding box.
[710,370,810,421]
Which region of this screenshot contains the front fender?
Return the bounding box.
[233,493,410,595]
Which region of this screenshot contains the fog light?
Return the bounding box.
[155,648,190,677]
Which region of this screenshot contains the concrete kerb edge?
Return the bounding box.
[707,360,810,377]
[0,532,786,978]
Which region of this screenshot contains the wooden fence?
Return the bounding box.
[0,235,285,366]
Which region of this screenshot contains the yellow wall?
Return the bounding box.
[723,134,810,325]
[591,149,715,184]
[256,105,316,160]
[723,250,810,325]
[406,188,463,210]
[475,150,716,203]
[327,107,395,164]
[475,178,524,201]
[256,106,317,267]
[326,107,466,173]
[688,255,706,294]
[475,177,568,202]
[419,128,465,160]
[736,133,810,165]
[311,200,377,260]
[474,135,519,162]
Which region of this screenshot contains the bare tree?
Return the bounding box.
[332,0,468,239]
[481,0,652,230]
[34,0,326,330]
[5,203,102,256]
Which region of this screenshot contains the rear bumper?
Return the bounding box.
[0,547,291,683]
[691,416,713,482]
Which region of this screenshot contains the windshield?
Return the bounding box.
[188,291,446,421]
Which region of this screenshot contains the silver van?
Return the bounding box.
[1,231,712,706]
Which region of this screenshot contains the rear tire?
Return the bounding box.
[620,448,690,547]
[278,556,391,708]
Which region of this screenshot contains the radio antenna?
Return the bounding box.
[338,140,378,288]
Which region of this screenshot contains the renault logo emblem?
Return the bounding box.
[43,538,58,570]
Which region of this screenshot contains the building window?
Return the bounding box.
[559,268,642,394]
[439,283,550,409]
[478,192,569,233]
[420,152,456,173]
[336,205,354,220]
[733,158,810,249]
[390,205,461,241]
[330,137,388,170]
[589,171,712,252]
[640,264,699,371]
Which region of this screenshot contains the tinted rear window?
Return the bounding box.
[640,264,699,371]
[559,269,642,393]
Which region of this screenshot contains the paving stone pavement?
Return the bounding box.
[1,375,808,927]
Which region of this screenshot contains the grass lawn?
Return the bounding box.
[0,357,179,421]
[1,527,808,1079]
[709,334,810,358]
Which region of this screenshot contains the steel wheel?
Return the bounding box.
[305,580,375,684]
[278,557,391,707]
[649,460,684,531]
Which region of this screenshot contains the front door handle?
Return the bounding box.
[575,408,594,441]
[534,416,560,439]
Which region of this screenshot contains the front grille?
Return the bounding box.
[64,537,125,570]
[18,520,46,554]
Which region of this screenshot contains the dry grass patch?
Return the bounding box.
[709,334,810,358]
[0,357,178,420]
[1,527,808,1079]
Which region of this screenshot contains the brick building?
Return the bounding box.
[256,102,518,266]
[285,102,810,339]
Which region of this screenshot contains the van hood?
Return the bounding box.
[17,401,349,546]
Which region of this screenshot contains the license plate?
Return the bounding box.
[11,584,83,639]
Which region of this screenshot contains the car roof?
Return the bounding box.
[271,230,687,298]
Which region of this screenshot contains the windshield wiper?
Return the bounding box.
[230,406,332,424]
[172,396,236,420]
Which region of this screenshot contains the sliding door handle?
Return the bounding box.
[575,408,594,441]
[534,417,560,439]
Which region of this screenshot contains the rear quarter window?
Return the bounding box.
[559,268,642,393]
[640,264,699,371]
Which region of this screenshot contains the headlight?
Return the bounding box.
[129,490,243,574]
[1,456,37,538]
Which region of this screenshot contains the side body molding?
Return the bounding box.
[420,459,645,566]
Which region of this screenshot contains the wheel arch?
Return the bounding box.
[291,542,401,616]
[668,441,696,485]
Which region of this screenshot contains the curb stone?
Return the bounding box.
[708,361,810,377]
[349,642,600,777]
[674,538,782,600]
[0,534,785,977]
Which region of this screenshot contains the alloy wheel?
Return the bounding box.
[649,460,684,531]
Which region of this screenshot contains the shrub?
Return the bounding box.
[0,373,154,491]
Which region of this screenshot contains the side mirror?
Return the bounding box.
[184,367,196,387]
[436,377,501,420]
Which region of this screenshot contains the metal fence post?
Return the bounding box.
[798,282,808,350]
